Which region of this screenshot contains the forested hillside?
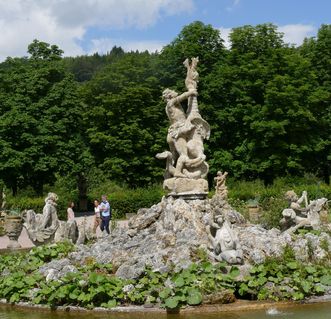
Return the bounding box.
[0,21,330,199]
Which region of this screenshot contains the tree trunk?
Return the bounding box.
[77,173,88,211]
[33,180,44,196]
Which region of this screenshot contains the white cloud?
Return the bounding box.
[218,23,317,49]
[278,24,317,46]
[218,27,232,48]
[0,0,194,61]
[89,38,166,54]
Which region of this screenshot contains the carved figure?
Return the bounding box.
[207,214,243,264]
[23,192,78,245]
[156,58,210,196]
[214,171,228,199]
[160,88,198,178]
[280,190,328,234]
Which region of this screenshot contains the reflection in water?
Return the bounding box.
[1,303,331,319]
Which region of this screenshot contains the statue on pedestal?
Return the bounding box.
[156,58,210,198]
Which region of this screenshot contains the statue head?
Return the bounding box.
[215,214,224,225]
[285,190,298,202]
[45,192,58,204]
[162,88,178,101]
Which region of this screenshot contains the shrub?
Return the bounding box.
[98,185,164,218]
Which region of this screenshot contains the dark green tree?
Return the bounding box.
[302,24,331,183]
[159,21,226,90]
[203,24,319,184]
[82,52,165,186]
[0,41,84,195]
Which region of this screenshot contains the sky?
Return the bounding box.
[0,0,330,61]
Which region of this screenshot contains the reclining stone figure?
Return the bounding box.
[23,192,78,245]
[280,190,328,234]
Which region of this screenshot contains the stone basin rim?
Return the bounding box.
[1,295,331,314]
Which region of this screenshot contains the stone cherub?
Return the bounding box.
[214,171,228,200]
[23,192,78,245]
[280,190,328,234]
[207,214,243,264]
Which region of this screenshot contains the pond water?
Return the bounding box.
[1,302,331,319]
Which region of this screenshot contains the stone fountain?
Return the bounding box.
[37,59,330,283]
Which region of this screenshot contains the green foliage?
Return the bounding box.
[228,176,331,228]
[0,242,74,303]
[0,41,85,196]
[1,23,331,199]
[87,175,164,217]
[5,196,44,214]
[238,252,331,301]
[108,186,164,217]
[0,241,330,309]
[29,241,74,263]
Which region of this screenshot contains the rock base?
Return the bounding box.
[163,177,208,199]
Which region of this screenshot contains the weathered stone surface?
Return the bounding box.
[23,193,79,245]
[37,194,330,281]
[39,258,77,281]
[163,177,208,196]
[237,225,291,264]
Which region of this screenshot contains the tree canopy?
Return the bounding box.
[0,22,330,199]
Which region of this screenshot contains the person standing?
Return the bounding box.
[67,201,75,221]
[99,195,111,236]
[93,199,101,234]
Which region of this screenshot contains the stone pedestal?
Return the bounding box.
[163,177,208,199]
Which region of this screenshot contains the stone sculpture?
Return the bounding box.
[280,190,328,234]
[23,192,78,245]
[207,214,243,264]
[156,57,210,198]
[214,171,228,200]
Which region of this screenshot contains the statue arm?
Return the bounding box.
[297,191,308,207]
[175,89,197,104]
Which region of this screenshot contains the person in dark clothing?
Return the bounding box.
[99,194,111,236]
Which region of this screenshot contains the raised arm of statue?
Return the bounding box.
[175,89,197,104]
[297,191,308,207]
[184,57,199,91]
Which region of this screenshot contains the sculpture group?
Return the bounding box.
[280,190,328,234]
[157,57,210,198]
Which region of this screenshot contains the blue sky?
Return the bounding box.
[0,0,330,61]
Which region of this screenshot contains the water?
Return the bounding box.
[1,303,331,319]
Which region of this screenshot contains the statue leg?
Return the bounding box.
[173,137,188,177]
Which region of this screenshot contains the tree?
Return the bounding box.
[28,39,64,61]
[202,24,319,184]
[159,21,225,90]
[302,24,331,183]
[0,41,83,195]
[82,52,165,186]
